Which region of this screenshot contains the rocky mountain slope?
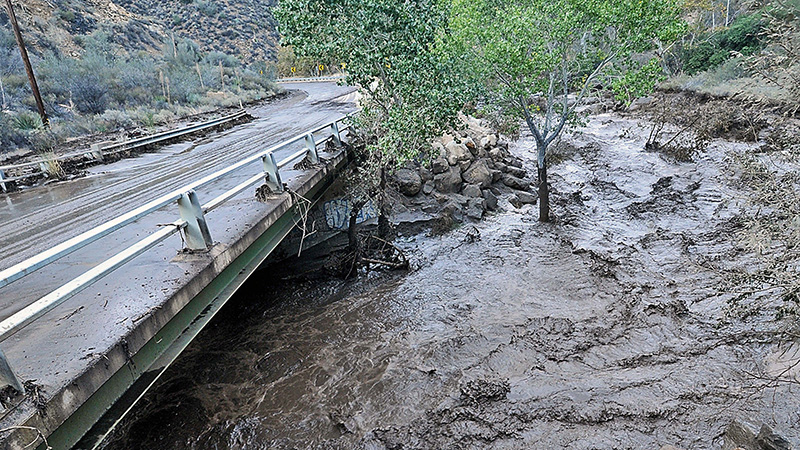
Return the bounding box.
[1,0,279,63]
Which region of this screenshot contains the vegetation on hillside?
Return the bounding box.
[0,29,277,155]
[0,0,282,157]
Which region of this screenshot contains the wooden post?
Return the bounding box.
[3,0,48,128]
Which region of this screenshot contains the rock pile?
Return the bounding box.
[392,116,538,221]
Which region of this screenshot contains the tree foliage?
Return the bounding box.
[444,0,685,220]
[682,12,763,75]
[275,0,470,169]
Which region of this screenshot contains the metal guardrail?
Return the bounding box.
[0,115,352,394]
[0,110,249,193]
[276,76,345,83]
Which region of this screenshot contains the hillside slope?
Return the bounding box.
[2,0,279,62]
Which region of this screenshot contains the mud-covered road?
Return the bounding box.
[0,82,356,321]
[101,113,799,449]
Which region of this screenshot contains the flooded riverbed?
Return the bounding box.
[102,113,799,449]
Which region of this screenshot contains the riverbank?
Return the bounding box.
[101,109,798,449]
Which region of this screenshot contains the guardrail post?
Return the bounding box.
[261,153,284,193]
[89,143,105,162]
[177,191,213,251]
[330,122,342,147]
[0,346,24,395]
[0,169,7,193]
[304,133,319,164]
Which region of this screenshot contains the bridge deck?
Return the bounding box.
[0,83,356,450]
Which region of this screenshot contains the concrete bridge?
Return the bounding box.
[0,83,357,450]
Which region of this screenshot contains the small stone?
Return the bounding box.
[628,96,652,111]
[756,424,792,450]
[507,158,523,169]
[482,189,498,211]
[509,195,523,209]
[432,157,449,174]
[723,421,758,450]
[422,181,434,195]
[490,170,503,183]
[502,174,530,190]
[434,166,462,193]
[466,198,485,219]
[395,168,422,196]
[463,184,482,198]
[515,190,537,204]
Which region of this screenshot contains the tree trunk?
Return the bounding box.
[0,75,5,111]
[378,166,391,240]
[538,158,550,222]
[348,199,366,253]
[348,210,360,252]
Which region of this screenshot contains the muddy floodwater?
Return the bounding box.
[102,114,800,449]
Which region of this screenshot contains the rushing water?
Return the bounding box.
[102,113,799,449]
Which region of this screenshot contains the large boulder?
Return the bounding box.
[462,159,493,188]
[502,174,530,191]
[480,134,497,150]
[432,156,449,174]
[395,168,422,196]
[432,141,447,158]
[445,141,472,166]
[515,191,538,204]
[434,166,463,193]
[419,166,433,182]
[462,137,477,153]
[489,148,505,161]
[463,184,482,198]
[504,165,527,179]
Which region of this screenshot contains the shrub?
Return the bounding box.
[682,13,764,75]
[12,111,43,131]
[71,74,109,114]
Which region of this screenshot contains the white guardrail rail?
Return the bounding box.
[276,75,345,83]
[0,109,249,193]
[0,115,351,393]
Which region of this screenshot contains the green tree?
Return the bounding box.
[445,0,685,221]
[275,0,470,238]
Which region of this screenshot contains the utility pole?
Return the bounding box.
[3,0,48,127]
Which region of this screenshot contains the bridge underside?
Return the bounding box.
[0,149,350,450]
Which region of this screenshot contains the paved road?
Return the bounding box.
[0,82,357,322]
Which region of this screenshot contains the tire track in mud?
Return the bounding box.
[0,90,351,270]
[0,83,356,321]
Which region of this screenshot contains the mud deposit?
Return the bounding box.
[102,114,799,449]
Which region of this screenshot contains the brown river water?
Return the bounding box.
[101,113,800,449]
